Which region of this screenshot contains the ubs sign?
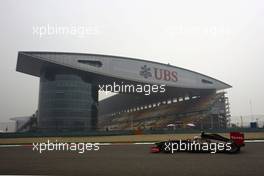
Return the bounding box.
[139,65,178,82]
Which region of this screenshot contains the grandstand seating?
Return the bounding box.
[98,92,228,130]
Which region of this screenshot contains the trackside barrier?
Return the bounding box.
[0,128,264,138]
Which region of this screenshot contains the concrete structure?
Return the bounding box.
[17,52,231,131]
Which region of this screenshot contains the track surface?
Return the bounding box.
[0,143,263,175]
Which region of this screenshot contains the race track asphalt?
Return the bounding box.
[0,143,263,176]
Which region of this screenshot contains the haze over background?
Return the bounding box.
[0,0,263,125]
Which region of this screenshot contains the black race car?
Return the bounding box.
[151,132,245,154]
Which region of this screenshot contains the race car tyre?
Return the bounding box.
[228,143,240,153]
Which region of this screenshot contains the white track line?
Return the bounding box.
[98,143,112,146]
[245,140,264,143]
[134,142,155,145]
[0,145,22,148]
[0,140,263,148]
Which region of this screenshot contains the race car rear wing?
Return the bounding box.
[230,132,245,147]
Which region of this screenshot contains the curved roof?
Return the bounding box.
[16,51,231,90]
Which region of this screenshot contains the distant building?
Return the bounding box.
[17,52,231,132]
[0,121,16,132]
[10,116,31,132]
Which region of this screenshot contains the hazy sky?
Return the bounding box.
[0,0,263,122]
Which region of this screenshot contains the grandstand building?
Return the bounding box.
[16,52,231,132]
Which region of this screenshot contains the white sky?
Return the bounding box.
[0,0,263,122]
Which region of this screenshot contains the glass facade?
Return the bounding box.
[38,68,98,131]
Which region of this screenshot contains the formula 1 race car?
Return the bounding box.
[151,132,245,154]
